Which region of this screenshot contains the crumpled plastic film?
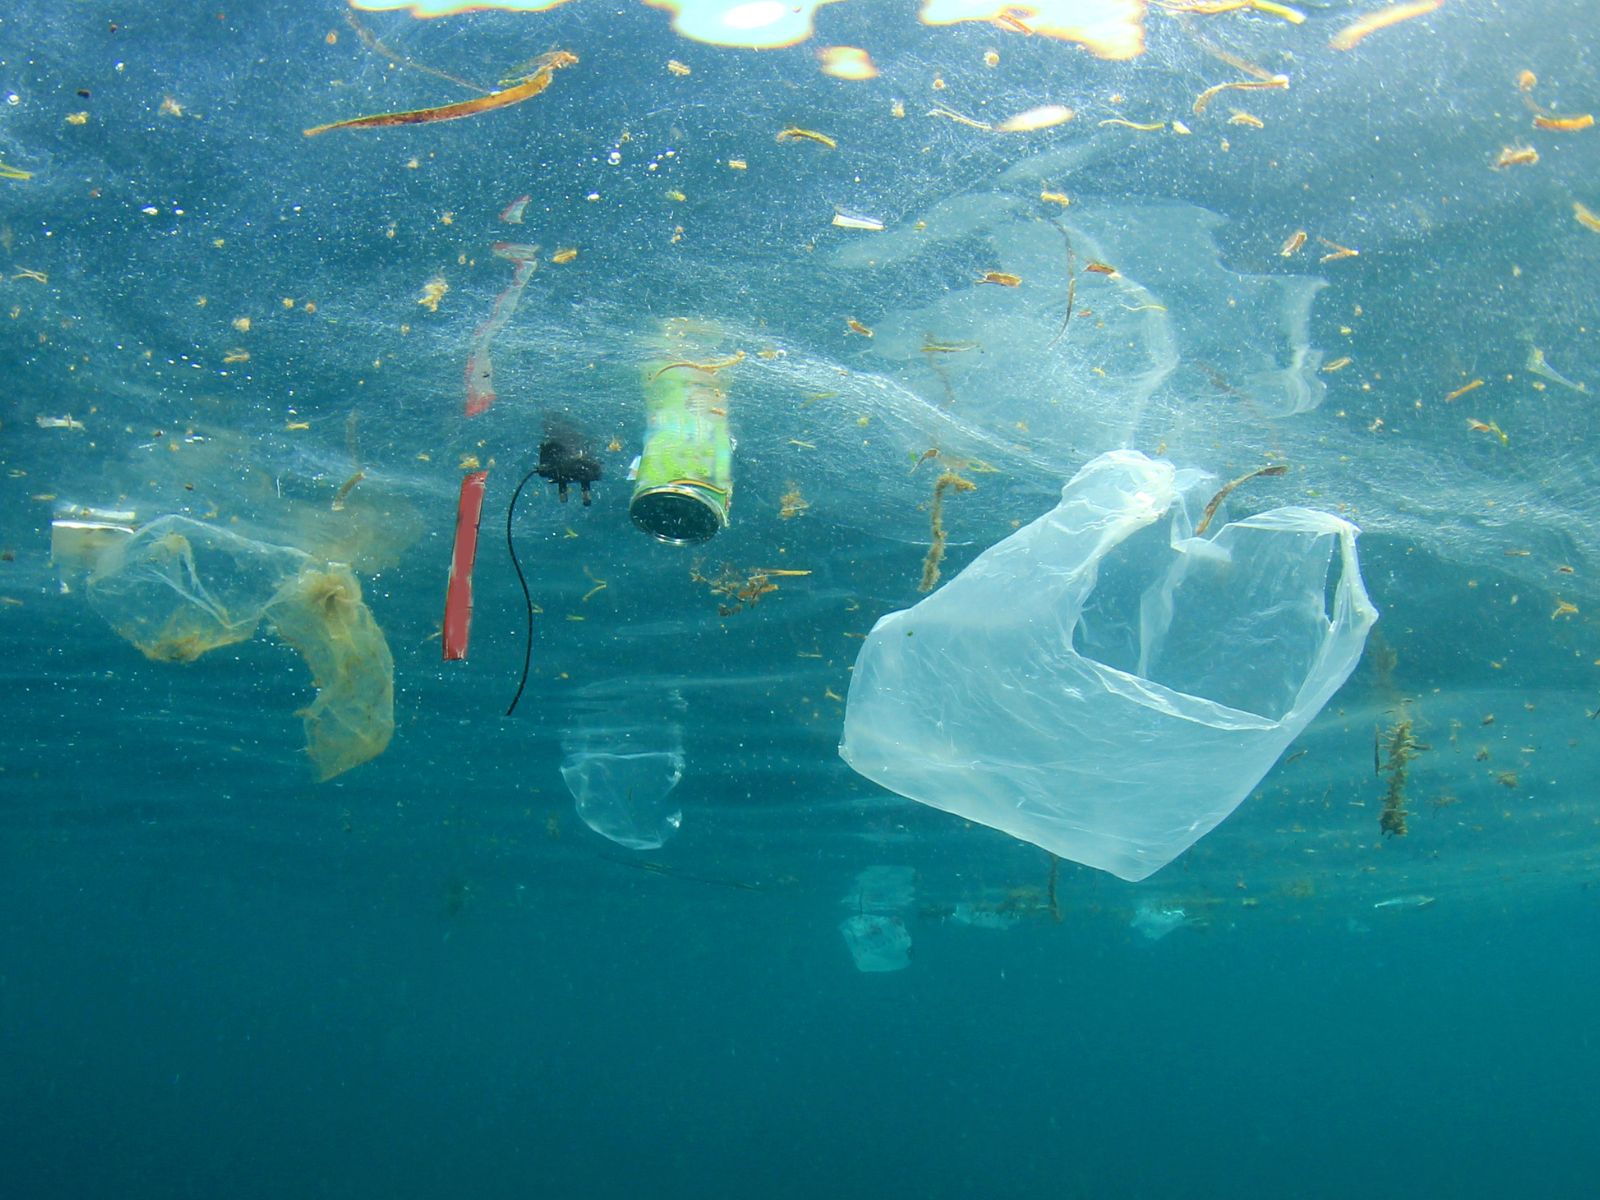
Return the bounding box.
[86,516,394,780]
[267,563,396,782]
[86,517,307,662]
[839,450,1378,882]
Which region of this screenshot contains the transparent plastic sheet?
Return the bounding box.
[560,695,686,850]
[85,516,395,780]
[839,865,916,973]
[839,450,1378,882]
[838,915,913,973]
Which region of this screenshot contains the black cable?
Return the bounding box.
[504,467,542,717]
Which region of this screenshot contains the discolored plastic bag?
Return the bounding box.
[86,516,395,780]
[839,450,1378,882]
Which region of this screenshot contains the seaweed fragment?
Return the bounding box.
[918,469,976,592]
[1377,709,1427,838]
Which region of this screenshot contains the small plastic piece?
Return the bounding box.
[840,450,1378,882]
[560,710,685,850]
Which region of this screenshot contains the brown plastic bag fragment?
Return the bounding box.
[268,564,395,781]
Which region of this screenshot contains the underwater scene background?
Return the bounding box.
[3,1,1599,1196]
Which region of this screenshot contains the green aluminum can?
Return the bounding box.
[629,343,735,545]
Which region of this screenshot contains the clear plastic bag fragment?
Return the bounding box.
[560,711,686,851]
[85,516,395,780]
[839,450,1378,882]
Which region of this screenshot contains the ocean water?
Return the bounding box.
[4,2,1600,1196]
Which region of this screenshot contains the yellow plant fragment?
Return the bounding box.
[417,275,447,311]
[996,104,1074,132]
[1192,75,1288,115]
[551,248,578,264]
[1466,418,1508,445]
[1533,113,1594,132]
[1574,201,1600,232]
[817,46,878,81]
[1318,238,1359,263]
[776,127,837,148]
[1493,144,1538,169]
[1330,0,1442,51]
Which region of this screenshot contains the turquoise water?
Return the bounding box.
[4,2,1600,1195]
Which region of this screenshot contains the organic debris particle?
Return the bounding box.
[832,208,884,231]
[817,46,877,81]
[1317,238,1359,263]
[417,275,447,311]
[1533,113,1593,132]
[776,127,836,148]
[1493,144,1539,169]
[997,104,1074,131]
[1330,0,1444,52]
[1192,75,1287,115]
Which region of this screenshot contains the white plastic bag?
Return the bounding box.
[839,450,1378,882]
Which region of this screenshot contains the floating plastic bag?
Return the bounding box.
[85,516,395,780]
[560,704,685,850]
[840,450,1378,882]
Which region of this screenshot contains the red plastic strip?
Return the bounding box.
[442,470,489,661]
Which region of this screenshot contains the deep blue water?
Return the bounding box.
[4,1,1600,1196]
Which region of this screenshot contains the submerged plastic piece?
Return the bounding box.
[560,705,686,849]
[839,865,916,971]
[465,242,540,417]
[840,450,1378,882]
[1130,902,1196,941]
[442,470,489,661]
[269,563,396,781]
[839,914,912,972]
[86,516,395,780]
